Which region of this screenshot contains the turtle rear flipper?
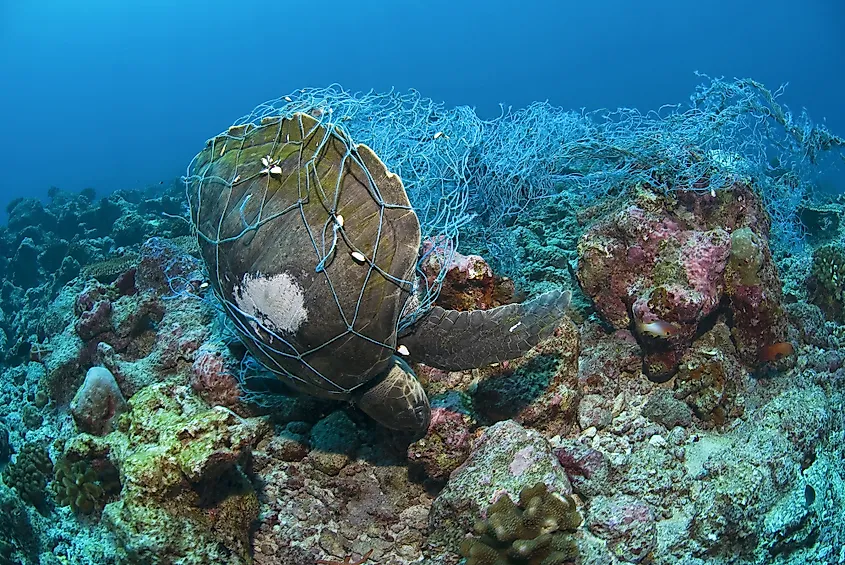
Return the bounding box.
[353,356,431,436]
[401,289,571,371]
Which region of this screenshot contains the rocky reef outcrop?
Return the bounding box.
[0,167,842,565]
[577,184,788,381]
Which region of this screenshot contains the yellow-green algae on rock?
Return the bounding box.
[64,382,269,564]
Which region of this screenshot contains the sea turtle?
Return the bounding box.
[186,112,570,436]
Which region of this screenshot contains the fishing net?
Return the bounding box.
[239,79,843,270]
[185,77,844,396]
[185,113,429,398]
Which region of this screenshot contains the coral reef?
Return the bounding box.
[0,82,843,565]
[427,420,574,553]
[53,455,120,514]
[135,236,204,296]
[809,241,845,322]
[0,177,822,565]
[470,317,580,434]
[407,394,475,482]
[419,238,517,311]
[65,382,271,564]
[250,421,432,564]
[191,342,243,411]
[0,183,190,365]
[586,494,655,563]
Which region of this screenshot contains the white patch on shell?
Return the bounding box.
[233,272,308,335]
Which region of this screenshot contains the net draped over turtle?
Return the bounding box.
[187,113,420,399]
[186,111,571,434]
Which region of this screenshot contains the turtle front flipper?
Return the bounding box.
[353,356,431,436]
[401,289,571,371]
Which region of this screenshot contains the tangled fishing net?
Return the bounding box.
[225,76,842,265]
[185,76,843,398]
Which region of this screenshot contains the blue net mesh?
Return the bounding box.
[185,77,843,395]
[229,86,484,329]
[234,77,842,272]
[473,75,843,259]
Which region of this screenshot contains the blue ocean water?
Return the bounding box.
[1,2,845,565]
[0,0,842,210]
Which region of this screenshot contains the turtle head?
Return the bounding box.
[353,356,430,437]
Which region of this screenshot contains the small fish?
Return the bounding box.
[636,319,678,339]
[758,342,794,362]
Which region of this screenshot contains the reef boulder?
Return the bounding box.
[427,419,572,552]
[577,185,788,380]
[70,366,127,436]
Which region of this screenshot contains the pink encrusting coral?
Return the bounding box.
[74,283,114,341]
[679,229,732,309]
[577,184,786,380]
[191,344,243,411]
[407,404,474,481]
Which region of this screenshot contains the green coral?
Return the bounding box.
[98,383,269,564]
[1,443,53,508]
[53,456,121,514]
[460,482,581,565]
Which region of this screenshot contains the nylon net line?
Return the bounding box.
[228,85,483,327]
[200,79,844,283]
[185,112,427,398]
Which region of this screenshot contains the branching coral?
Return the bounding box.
[53,456,121,514]
[1,443,53,508]
[459,482,581,565]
